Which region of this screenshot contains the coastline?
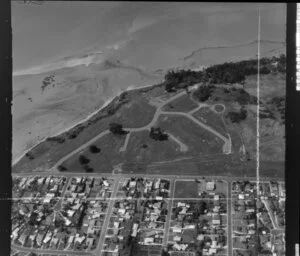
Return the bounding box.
[12,82,163,166]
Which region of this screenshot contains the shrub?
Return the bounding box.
[149,127,168,141]
[84,165,94,173]
[25,152,34,160]
[89,145,101,153]
[109,123,127,135]
[227,107,248,123]
[57,165,67,172]
[46,136,65,144]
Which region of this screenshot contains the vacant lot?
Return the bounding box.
[162,93,198,113]
[174,180,200,198]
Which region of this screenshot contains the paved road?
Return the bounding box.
[12,172,285,182]
[227,181,233,256]
[162,179,175,246]
[166,133,189,152]
[54,177,70,211]
[95,177,120,255]
[11,244,93,256]
[261,199,277,229]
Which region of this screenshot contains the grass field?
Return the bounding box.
[162,93,198,113]
[192,107,228,138]
[157,115,223,156]
[62,133,125,172]
[123,130,182,165]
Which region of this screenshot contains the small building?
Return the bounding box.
[212,219,221,225]
[68,235,74,244]
[206,181,215,191]
[144,237,154,244]
[173,227,182,233]
[173,236,181,242]
[238,194,245,200]
[18,232,28,246]
[132,223,138,237]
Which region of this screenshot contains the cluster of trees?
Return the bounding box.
[78,154,94,172]
[41,75,55,91]
[193,85,215,102]
[149,127,168,141]
[164,69,203,92]
[109,123,128,135]
[164,55,286,92]
[226,107,248,123]
[66,125,85,140]
[205,55,286,84]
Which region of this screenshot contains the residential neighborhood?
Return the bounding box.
[101,177,170,256]
[11,175,113,253]
[11,176,285,256]
[166,180,228,256]
[232,181,285,256]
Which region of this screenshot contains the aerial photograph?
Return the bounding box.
[11,2,286,256]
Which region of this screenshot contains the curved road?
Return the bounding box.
[52,89,231,171]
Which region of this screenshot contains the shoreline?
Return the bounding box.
[12,82,162,166]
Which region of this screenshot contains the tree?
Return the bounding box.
[57,165,67,172]
[193,85,215,102]
[25,152,34,160]
[89,145,101,153]
[84,165,94,173]
[109,123,127,135]
[78,155,90,165]
[149,127,168,141]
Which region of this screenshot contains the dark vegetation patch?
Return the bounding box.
[266,96,285,123]
[164,70,204,92]
[226,107,248,123]
[149,127,169,141]
[109,123,128,135]
[164,55,286,92]
[89,145,101,154]
[41,75,55,91]
[193,85,215,102]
